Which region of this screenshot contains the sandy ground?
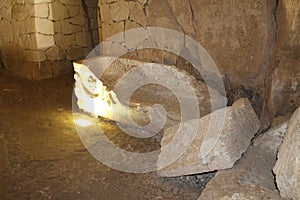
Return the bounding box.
[0,72,214,200]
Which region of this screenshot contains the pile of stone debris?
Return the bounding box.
[160,101,299,200]
[74,57,299,200]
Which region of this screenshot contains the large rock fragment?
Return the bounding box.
[273,107,300,200]
[157,98,260,177]
[198,122,288,200]
[73,56,226,134]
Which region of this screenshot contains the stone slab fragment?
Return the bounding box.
[273,107,300,200]
[157,98,260,177]
[198,122,288,200]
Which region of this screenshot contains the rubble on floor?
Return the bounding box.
[198,122,288,200]
[157,98,260,177]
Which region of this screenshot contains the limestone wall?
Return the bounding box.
[267,0,300,116]
[0,0,99,79]
[98,0,299,120]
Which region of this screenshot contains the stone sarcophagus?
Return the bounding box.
[73,56,226,136]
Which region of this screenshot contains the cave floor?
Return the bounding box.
[0,72,213,200]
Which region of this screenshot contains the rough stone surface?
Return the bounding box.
[98,0,300,124]
[99,0,276,90]
[198,122,288,200]
[34,3,49,18]
[74,56,226,131]
[273,107,300,200]
[67,46,85,60]
[157,98,260,177]
[35,18,54,35]
[46,46,66,61]
[35,34,55,50]
[268,0,300,116]
[49,1,69,20]
[11,4,28,21]
[54,33,76,49]
[24,50,46,62]
[76,32,92,47]
[109,0,130,22]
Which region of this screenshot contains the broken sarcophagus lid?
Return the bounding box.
[157,98,260,177]
[73,56,227,135]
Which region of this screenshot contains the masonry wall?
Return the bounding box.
[0,0,99,79]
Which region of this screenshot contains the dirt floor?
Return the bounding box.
[0,72,214,200]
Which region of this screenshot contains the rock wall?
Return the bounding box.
[98,0,300,121]
[267,0,300,116]
[0,0,99,79]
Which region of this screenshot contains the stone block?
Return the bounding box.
[67,46,85,60]
[36,33,55,50]
[67,5,80,18]
[51,60,72,76]
[100,4,113,24]
[46,45,66,61]
[49,1,70,20]
[157,98,260,177]
[109,0,129,22]
[24,50,46,62]
[129,2,147,26]
[75,32,92,47]
[12,4,28,21]
[198,122,288,200]
[273,107,300,200]
[62,19,80,34]
[34,3,49,18]
[35,18,54,35]
[101,22,124,40]
[53,21,62,33]
[146,0,182,32]
[166,0,195,37]
[54,33,75,49]
[69,14,86,26]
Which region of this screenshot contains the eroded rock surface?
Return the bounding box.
[268,0,300,116]
[157,98,260,177]
[198,122,288,200]
[273,107,300,200]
